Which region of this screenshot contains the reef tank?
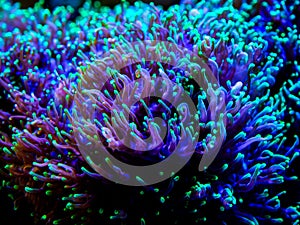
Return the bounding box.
[0,0,299,224]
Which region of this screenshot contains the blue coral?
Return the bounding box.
[0,0,299,224]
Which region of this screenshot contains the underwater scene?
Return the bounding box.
[0,0,299,224]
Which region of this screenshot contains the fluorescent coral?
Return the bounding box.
[0,0,299,225]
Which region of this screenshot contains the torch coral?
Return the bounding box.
[0,0,299,225]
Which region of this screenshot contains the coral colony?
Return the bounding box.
[0,0,300,224]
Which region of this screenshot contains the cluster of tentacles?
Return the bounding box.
[0,0,299,224]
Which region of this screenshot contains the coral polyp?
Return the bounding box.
[0,0,299,224]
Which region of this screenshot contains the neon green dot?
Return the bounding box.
[53,220,60,225]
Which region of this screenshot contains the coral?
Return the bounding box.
[0,0,299,224]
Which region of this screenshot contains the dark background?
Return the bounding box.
[0,189,34,224]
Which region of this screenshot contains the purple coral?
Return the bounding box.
[0,0,299,225]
